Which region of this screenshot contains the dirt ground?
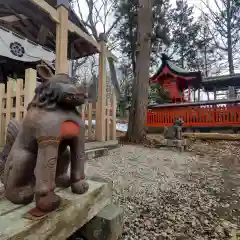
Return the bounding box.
[86,139,240,240]
[1,136,240,239]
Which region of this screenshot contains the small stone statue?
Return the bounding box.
[0,64,88,214]
[163,118,184,140]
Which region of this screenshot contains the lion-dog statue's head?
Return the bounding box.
[28,64,86,112]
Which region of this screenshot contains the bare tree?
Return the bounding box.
[201,0,240,74]
[71,56,98,84]
[69,0,120,82]
[125,0,152,143]
[73,0,119,39]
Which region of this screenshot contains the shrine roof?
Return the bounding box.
[150,54,202,88]
[167,60,191,74]
[202,73,240,91]
[0,0,99,60]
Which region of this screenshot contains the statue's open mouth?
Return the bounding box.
[59,92,86,106]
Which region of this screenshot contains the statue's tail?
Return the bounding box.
[0,119,20,183]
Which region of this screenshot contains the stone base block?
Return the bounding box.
[231,229,240,240]
[157,139,190,152]
[77,204,123,240]
[0,181,112,240]
[85,148,108,160]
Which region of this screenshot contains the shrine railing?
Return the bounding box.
[147,99,240,128]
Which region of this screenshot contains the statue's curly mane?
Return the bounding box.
[27,81,80,115]
[28,81,60,110]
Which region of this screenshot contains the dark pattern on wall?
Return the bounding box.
[10,42,25,57]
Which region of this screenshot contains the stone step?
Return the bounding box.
[73,204,123,240]
[85,148,108,160]
[85,140,119,151]
[156,139,190,152]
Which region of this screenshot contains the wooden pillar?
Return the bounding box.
[207,91,210,101]
[15,79,23,121]
[214,87,217,100]
[228,86,236,99]
[106,98,110,141]
[188,86,191,102]
[5,78,14,141]
[24,68,37,113]
[96,33,107,142]
[88,103,93,140]
[111,91,117,140]
[81,104,85,121]
[55,0,69,74]
[198,89,201,101]
[0,83,5,146]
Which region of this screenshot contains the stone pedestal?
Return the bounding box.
[157,138,190,152]
[85,147,108,160]
[0,181,114,240]
[231,229,240,240]
[78,204,123,240]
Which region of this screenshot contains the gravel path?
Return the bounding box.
[86,143,240,240]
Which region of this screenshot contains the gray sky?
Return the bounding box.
[79,0,204,33]
[74,0,240,102]
[75,0,239,75]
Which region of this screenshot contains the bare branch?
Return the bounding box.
[214,0,226,21]
[72,57,89,75]
[73,0,118,43]
[207,24,228,51]
[200,1,228,35]
[106,16,122,36]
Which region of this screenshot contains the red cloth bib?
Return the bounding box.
[60,121,80,137]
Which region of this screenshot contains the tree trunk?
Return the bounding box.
[129,25,137,78]
[227,0,234,75]
[126,0,152,143]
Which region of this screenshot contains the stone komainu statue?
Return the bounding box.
[0,64,88,214]
[163,118,184,140]
[0,119,20,182]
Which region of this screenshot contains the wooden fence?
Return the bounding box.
[80,91,116,142]
[0,68,116,147]
[0,68,36,146]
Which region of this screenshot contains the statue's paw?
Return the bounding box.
[56,175,71,188]
[71,179,89,194]
[36,192,61,212]
[19,187,35,205]
[5,185,34,205]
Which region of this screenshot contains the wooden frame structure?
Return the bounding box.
[0,0,117,142]
[0,68,117,146]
